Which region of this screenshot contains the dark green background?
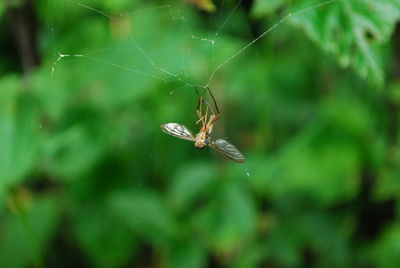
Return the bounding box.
[1,0,400,267]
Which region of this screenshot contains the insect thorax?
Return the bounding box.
[195,132,211,149]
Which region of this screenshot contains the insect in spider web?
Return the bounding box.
[161,87,245,163]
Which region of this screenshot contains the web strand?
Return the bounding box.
[117,5,172,17]
[215,0,242,36]
[191,34,216,64]
[72,0,172,20]
[54,0,337,91]
[205,0,337,86]
[128,34,196,87]
[48,0,338,167]
[75,2,114,19]
[52,52,166,82]
[53,0,188,86]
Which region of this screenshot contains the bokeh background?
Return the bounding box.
[1,0,400,267]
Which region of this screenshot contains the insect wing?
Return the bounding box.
[210,139,245,163]
[161,123,195,141]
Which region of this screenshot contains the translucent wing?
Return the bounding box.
[161,123,195,141]
[210,139,245,163]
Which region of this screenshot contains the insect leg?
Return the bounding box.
[196,95,203,119]
[203,103,209,129]
[205,86,220,116]
[195,114,207,130]
[195,91,209,130]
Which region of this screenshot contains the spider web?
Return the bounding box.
[50,0,336,90]
[48,0,337,172]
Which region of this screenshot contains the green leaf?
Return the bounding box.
[0,195,60,268]
[43,124,105,180]
[252,0,287,17]
[101,0,133,12]
[192,182,256,253]
[168,161,215,211]
[167,244,207,268]
[109,191,176,244]
[373,224,400,267]
[373,169,400,201]
[0,2,5,19]
[253,0,400,86]
[321,95,373,138]
[0,76,40,195]
[289,0,400,86]
[74,209,137,268]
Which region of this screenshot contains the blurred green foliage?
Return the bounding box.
[1,0,400,267]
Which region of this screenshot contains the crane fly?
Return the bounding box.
[161,87,245,163]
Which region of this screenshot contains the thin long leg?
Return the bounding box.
[195,93,207,130]
[197,95,203,119]
[194,86,219,133]
[195,114,206,129]
[195,107,208,130]
[203,104,209,128]
[195,86,207,102]
[205,86,220,115]
[197,87,218,117]
[195,85,218,116]
[203,87,219,135]
[194,86,201,99]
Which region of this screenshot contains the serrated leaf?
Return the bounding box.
[289,0,400,86]
[253,0,400,86]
